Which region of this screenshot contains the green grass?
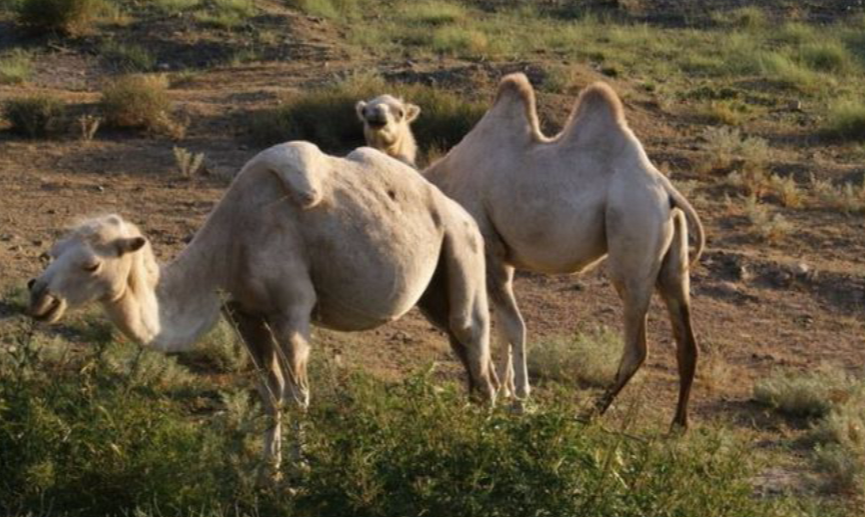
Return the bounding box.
[2,94,65,138]
[825,98,865,141]
[247,73,486,157]
[754,366,860,418]
[0,315,822,516]
[152,0,200,14]
[100,40,156,72]
[194,0,255,28]
[0,49,32,85]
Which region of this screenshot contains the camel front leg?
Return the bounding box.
[267,286,316,471]
[223,302,285,475]
[488,261,527,402]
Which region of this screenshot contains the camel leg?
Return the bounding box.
[266,280,316,470]
[223,302,285,472]
[595,203,670,416]
[418,231,496,404]
[489,261,526,401]
[656,211,698,430]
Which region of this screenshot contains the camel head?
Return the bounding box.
[28,215,151,324]
[355,94,420,148]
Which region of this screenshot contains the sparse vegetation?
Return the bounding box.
[704,127,772,196]
[194,0,255,29]
[101,74,183,137]
[769,174,804,208]
[100,40,156,72]
[740,195,792,242]
[78,114,101,142]
[2,94,65,138]
[825,98,865,141]
[173,145,205,177]
[810,174,865,213]
[527,326,622,388]
[16,0,107,34]
[248,73,485,154]
[754,366,859,418]
[0,49,32,85]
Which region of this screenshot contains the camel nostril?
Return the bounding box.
[27,279,36,291]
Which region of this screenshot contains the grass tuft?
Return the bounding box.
[431,26,489,57]
[101,74,183,137]
[0,49,32,85]
[16,0,108,34]
[754,366,859,418]
[527,326,622,388]
[2,94,65,138]
[100,41,156,73]
[825,98,865,141]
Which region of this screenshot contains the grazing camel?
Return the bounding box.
[356,94,421,166]
[414,74,705,428]
[27,142,496,472]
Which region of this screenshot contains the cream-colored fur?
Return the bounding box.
[356,94,420,166]
[28,142,496,472]
[424,74,705,428]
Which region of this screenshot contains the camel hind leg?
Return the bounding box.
[417,228,497,404]
[656,210,699,429]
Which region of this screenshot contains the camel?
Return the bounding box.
[383,74,705,429]
[356,94,421,166]
[27,142,496,473]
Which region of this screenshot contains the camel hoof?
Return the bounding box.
[667,421,688,437]
[507,398,536,415]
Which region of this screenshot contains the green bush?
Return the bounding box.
[825,98,865,141]
[0,49,32,85]
[100,41,156,72]
[16,0,107,34]
[101,74,182,136]
[248,73,486,156]
[798,42,853,74]
[2,94,65,138]
[754,367,859,418]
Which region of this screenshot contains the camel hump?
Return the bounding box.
[572,82,626,130]
[257,141,327,209]
[486,73,543,142]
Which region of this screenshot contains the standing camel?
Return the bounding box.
[359,75,705,428]
[27,142,496,472]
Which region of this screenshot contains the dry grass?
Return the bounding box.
[741,195,792,242]
[78,114,100,142]
[16,0,108,34]
[173,146,204,177]
[754,366,859,418]
[768,174,804,208]
[2,94,65,138]
[0,49,32,85]
[527,326,623,388]
[809,174,865,213]
[101,74,184,138]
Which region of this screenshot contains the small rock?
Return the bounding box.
[0,233,16,242]
[31,239,42,246]
[46,209,56,215]
[794,262,810,276]
[95,185,105,193]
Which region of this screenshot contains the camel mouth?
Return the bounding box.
[365,119,388,129]
[29,295,66,324]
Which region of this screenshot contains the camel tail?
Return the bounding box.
[661,176,705,267]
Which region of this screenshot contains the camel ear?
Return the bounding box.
[355,100,367,122]
[116,236,146,256]
[405,103,421,123]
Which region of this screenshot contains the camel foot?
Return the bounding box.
[507,397,536,415]
[667,420,688,437]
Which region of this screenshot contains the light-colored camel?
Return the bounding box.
[356,94,421,166]
[417,74,705,428]
[27,142,496,472]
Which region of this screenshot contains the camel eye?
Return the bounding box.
[83,263,100,273]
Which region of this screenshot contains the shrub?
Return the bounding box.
[194,0,255,28]
[101,74,182,137]
[248,73,486,155]
[754,366,859,418]
[16,0,107,34]
[0,49,32,85]
[2,94,65,138]
[741,195,792,242]
[527,326,622,388]
[825,98,865,141]
[768,174,804,208]
[403,0,465,25]
[153,0,199,14]
[173,146,205,177]
[798,42,853,74]
[285,0,365,20]
[100,41,156,72]
[703,127,771,194]
[431,26,489,57]
[810,174,865,213]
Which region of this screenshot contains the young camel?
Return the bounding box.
[379,74,705,429]
[356,94,421,166]
[27,142,496,472]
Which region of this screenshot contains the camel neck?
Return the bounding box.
[103,221,227,352]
